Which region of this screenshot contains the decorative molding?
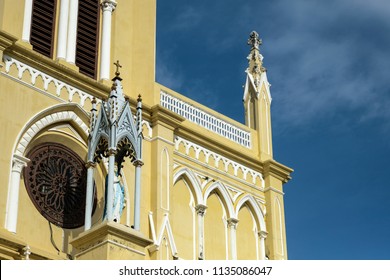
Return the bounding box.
[175,136,264,188]
[227,217,239,229]
[101,0,117,13]
[11,154,30,173]
[161,91,251,148]
[3,55,97,108]
[195,204,207,217]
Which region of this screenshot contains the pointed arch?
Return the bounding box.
[203,181,234,220]
[235,194,266,232]
[12,103,90,157]
[173,167,203,205]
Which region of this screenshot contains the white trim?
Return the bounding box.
[175,136,264,189]
[148,212,178,258]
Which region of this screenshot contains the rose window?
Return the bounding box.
[24,143,95,229]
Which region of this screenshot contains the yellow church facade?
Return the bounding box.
[0,0,292,260]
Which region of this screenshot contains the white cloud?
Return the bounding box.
[256,0,390,130]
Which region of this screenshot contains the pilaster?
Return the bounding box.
[148,105,183,259]
[263,160,292,260]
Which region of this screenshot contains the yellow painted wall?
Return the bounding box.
[236,206,257,260]
[204,194,226,260]
[170,179,194,260]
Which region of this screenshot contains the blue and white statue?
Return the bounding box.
[103,164,125,222]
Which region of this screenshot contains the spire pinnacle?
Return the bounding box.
[248,31,262,50]
[246,31,266,90]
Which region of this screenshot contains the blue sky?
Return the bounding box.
[155,0,390,260]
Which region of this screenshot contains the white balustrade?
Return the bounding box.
[161,91,251,148]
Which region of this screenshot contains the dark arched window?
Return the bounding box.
[30,0,57,58]
[76,0,100,79]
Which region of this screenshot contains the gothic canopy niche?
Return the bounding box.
[24,143,96,229]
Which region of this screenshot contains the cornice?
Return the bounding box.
[263,159,293,183]
[150,104,185,130]
[0,228,66,260]
[0,30,17,51]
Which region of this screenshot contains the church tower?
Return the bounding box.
[0,0,292,260]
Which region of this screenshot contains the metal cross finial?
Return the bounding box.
[114,60,122,76]
[248,31,262,50]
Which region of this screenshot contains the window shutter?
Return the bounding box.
[76,0,100,79]
[30,0,57,58]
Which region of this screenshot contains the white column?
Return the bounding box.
[57,0,70,59]
[66,0,79,64]
[133,160,143,231]
[22,0,33,42]
[195,204,207,260]
[5,155,30,233]
[105,150,116,221]
[99,0,117,80]
[227,218,239,260]
[84,162,95,231]
[259,230,268,260]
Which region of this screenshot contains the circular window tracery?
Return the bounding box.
[24,143,95,229]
